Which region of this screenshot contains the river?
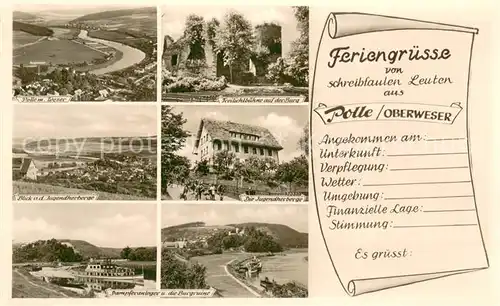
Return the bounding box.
[257,251,308,287]
[77,30,145,75]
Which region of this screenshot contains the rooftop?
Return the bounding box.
[194,119,283,150]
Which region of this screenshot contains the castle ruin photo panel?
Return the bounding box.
[161,6,309,102]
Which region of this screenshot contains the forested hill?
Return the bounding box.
[162,222,308,248]
[13,21,53,36]
[70,7,156,22]
[227,222,308,248]
[12,239,156,263]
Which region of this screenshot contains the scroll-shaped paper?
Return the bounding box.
[310,12,489,296]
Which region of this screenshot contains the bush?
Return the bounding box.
[161,250,208,289]
[164,76,227,93]
[236,71,256,86]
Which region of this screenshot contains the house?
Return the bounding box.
[193,119,283,164]
[163,240,187,249]
[12,157,38,180]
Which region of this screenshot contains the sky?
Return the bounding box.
[162,204,308,233]
[13,203,157,248]
[13,104,157,138]
[162,6,300,56]
[15,4,149,18]
[167,104,308,163]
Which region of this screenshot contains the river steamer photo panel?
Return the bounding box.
[12,4,157,102]
[160,204,308,298]
[161,104,309,202]
[12,202,157,298]
[161,6,309,102]
[12,104,157,201]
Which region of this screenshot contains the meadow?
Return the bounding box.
[13,31,43,49]
[13,39,106,65]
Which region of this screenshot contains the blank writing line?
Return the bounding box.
[365,180,470,187]
[388,152,468,157]
[424,209,476,213]
[385,195,474,200]
[426,138,466,141]
[393,224,477,228]
[390,166,468,171]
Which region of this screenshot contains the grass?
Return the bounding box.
[13,39,106,65]
[13,31,42,49]
[12,268,84,298]
[13,181,155,200]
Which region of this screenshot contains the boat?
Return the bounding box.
[242,256,262,277]
[73,259,144,292]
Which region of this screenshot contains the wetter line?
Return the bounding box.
[364,180,470,186]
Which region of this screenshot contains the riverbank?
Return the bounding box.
[78,30,145,75]
[226,253,308,298]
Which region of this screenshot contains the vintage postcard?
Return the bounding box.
[12,104,157,201]
[1,1,497,305]
[12,202,157,298]
[160,204,308,298]
[161,6,309,103]
[12,4,157,102]
[160,104,308,203]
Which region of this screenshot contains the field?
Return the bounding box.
[13,181,153,200]
[13,31,43,49]
[13,39,106,65]
[12,268,83,298]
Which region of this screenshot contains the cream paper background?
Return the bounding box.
[1,0,499,306]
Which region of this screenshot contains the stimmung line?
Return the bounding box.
[393,224,477,228]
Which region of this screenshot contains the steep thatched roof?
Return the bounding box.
[194,119,283,150]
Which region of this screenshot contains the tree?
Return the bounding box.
[275,155,308,190]
[161,106,191,195]
[298,124,309,156]
[214,12,255,83]
[184,14,206,60]
[121,246,132,259]
[161,250,207,289]
[194,159,210,176]
[212,150,236,180]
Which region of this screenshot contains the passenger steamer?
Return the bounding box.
[74,259,144,292]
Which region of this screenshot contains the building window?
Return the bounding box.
[233,143,239,153]
[171,54,178,66]
[268,149,272,156]
[243,145,248,153]
[260,148,264,156]
[252,147,257,154]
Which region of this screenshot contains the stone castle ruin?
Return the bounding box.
[163,21,282,85]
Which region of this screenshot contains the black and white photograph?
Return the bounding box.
[161,105,309,202]
[161,204,308,298]
[12,4,157,102]
[161,6,309,102]
[12,104,157,200]
[12,202,157,298]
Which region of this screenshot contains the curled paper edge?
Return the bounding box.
[325,12,478,39]
[346,268,487,296]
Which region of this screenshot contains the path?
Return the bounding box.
[15,36,48,50]
[192,254,260,297]
[14,269,69,297]
[77,30,145,75]
[167,184,235,201]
